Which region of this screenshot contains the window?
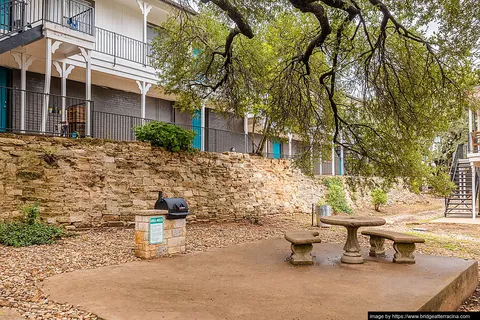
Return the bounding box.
[147,23,167,44]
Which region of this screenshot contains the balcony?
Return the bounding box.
[45,0,95,36]
[1,86,93,136]
[95,27,153,67]
[0,1,156,68]
[1,86,250,154]
[0,0,94,38]
[0,0,94,54]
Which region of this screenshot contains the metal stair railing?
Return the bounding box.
[445,145,460,216]
[476,167,480,216]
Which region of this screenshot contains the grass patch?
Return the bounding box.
[405,231,473,256]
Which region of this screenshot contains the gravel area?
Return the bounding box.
[1,206,479,318]
[0,229,139,319]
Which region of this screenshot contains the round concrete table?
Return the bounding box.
[320,216,386,264]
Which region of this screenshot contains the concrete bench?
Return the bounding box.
[285,231,322,265]
[361,230,425,264]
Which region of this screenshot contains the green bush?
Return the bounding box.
[0,203,65,247]
[0,222,65,247]
[427,171,457,197]
[323,178,352,214]
[134,121,196,152]
[23,202,40,225]
[371,188,388,212]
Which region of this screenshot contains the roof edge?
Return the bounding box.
[156,0,197,15]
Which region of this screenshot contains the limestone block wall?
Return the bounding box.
[0,134,325,228]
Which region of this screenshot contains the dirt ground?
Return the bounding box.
[0,197,479,319]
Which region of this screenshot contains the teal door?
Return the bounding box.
[272,141,281,159]
[0,0,10,31]
[192,110,202,150]
[0,67,8,132]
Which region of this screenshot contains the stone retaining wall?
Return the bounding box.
[0,134,324,228]
[0,134,428,229]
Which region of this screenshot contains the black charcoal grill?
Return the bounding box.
[154,191,192,219]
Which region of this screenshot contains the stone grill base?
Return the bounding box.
[134,210,186,259]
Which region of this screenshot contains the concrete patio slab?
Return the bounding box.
[0,308,23,320]
[42,238,478,320]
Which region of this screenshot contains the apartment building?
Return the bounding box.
[0,0,248,150]
[0,0,343,174]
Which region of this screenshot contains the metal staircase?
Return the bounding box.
[444,144,479,216]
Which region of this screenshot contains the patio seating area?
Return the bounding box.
[42,238,478,319]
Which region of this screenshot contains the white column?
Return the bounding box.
[288,133,292,157]
[12,53,35,133]
[340,132,344,176]
[472,164,476,219]
[136,80,152,121]
[331,143,336,176]
[137,0,152,65]
[477,110,480,132]
[469,109,473,152]
[244,115,249,153]
[41,40,62,133]
[309,134,313,170]
[53,62,75,123]
[201,105,206,151]
[137,1,153,42]
[80,48,92,136]
[42,39,53,133]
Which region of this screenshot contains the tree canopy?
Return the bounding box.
[151,0,480,189]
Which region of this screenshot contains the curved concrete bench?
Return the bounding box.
[361,229,425,264]
[285,231,322,265]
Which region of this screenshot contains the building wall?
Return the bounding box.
[205,109,246,152]
[9,71,174,139]
[207,110,244,133]
[95,0,144,41]
[8,71,248,142]
[172,109,191,126]
[145,96,173,122]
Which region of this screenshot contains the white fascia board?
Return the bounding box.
[43,22,95,50]
[64,52,159,83]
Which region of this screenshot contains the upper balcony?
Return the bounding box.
[0,0,156,68]
[95,27,153,67]
[0,0,94,36]
[0,0,95,54]
[45,0,95,36]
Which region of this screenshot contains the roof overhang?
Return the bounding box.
[154,0,197,15]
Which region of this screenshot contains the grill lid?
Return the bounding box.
[156,198,189,212]
[154,192,192,219]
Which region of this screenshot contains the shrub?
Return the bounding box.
[371,188,388,212]
[134,121,196,152]
[0,203,65,247]
[323,177,343,189]
[0,222,65,247]
[323,178,352,214]
[23,202,40,225]
[427,171,457,197]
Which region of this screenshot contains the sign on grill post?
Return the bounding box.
[149,217,164,244]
